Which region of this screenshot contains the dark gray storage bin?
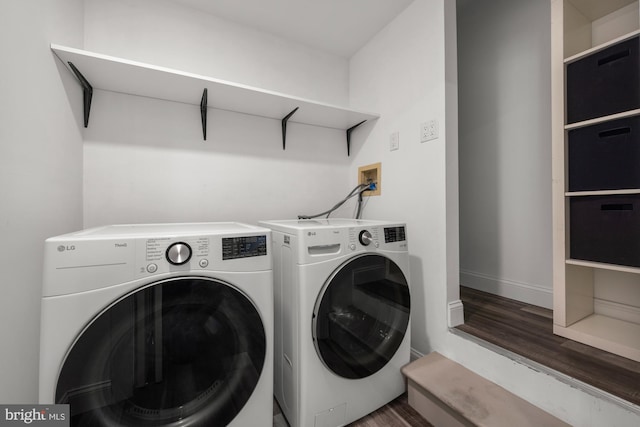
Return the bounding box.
[570,195,640,267]
[566,36,640,124]
[568,116,640,191]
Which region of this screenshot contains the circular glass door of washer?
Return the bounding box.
[313,253,410,379]
[55,276,266,426]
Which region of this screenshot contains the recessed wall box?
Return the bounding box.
[358,163,381,196]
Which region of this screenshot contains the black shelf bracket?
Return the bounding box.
[281,107,299,150]
[200,88,208,140]
[346,120,366,156]
[67,62,93,128]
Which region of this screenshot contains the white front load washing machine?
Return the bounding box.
[39,223,273,427]
[258,219,410,427]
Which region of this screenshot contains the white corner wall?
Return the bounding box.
[349,0,455,357]
[81,0,356,228]
[457,0,553,308]
[0,0,84,402]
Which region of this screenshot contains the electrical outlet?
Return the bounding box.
[390,131,399,151]
[421,120,438,142]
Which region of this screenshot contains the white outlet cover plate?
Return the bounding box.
[390,131,399,151]
[421,120,438,142]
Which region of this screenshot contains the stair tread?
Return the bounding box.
[402,352,570,427]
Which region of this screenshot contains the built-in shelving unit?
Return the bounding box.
[51,44,379,154]
[552,0,640,362]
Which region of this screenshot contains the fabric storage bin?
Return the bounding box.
[566,36,640,124]
[568,116,640,191]
[570,195,640,267]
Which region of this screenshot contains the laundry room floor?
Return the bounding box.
[455,286,640,407]
[272,394,433,426]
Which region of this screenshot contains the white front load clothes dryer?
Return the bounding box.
[39,223,273,427]
[258,219,411,427]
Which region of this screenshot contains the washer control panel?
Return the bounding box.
[222,235,268,260]
[141,236,210,275]
[137,233,269,277]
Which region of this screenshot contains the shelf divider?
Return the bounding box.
[554,314,640,363]
[565,259,640,274]
[565,109,640,130]
[565,189,640,197]
[564,29,640,64]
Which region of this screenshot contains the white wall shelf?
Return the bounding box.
[564,29,640,64]
[564,109,640,130]
[51,44,379,154]
[567,0,637,21]
[554,314,640,362]
[565,189,640,197]
[566,259,640,275]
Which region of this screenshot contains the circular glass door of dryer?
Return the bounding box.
[55,277,266,427]
[313,254,410,379]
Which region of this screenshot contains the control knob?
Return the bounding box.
[359,230,373,246]
[166,242,192,265]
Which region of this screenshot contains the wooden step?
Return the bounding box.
[401,352,570,427]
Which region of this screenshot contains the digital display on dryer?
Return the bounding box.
[222,235,267,260]
[384,226,406,243]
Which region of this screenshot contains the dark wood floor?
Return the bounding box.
[273,393,433,427]
[456,286,640,407]
[347,394,433,427]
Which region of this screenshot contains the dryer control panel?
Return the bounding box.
[284,224,408,265]
[348,225,407,251]
[348,227,381,250]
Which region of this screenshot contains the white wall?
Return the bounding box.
[83,0,348,106]
[81,0,356,228]
[457,0,554,308]
[351,0,639,425]
[349,0,456,356]
[0,0,84,402]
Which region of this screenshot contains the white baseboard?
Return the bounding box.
[460,270,553,309]
[410,347,425,362]
[595,298,640,324]
[448,300,464,327]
